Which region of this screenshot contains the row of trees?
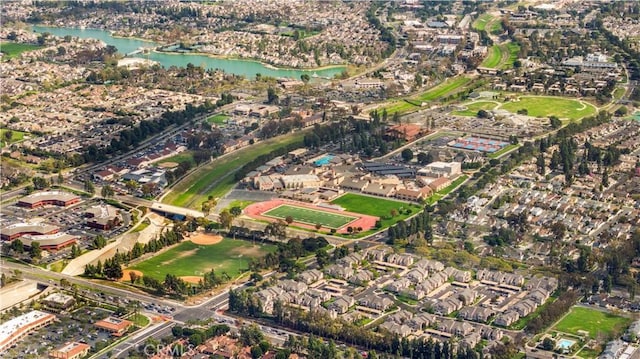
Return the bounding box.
[229,295,480,358]
[387,210,433,245]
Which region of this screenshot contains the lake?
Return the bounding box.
[33,25,346,80]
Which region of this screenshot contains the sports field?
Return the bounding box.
[206,114,229,125]
[263,204,357,229]
[501,96,597,120]
[331,193,419,227]
[453,101,498,116]
[0,42,43,60]
[128,238,276,281]
[553,307,631,339]
[163,132,305,208]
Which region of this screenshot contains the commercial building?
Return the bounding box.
[0,222,59,241]
[17,191,80,209]
[20,232,78,251]
[95,317,133,337]
[49,342,90,359]
[85,205,121,230]
[418,162,462,178]
[0,310,56,353]
[42,293,76,312]
[280,174,323,189]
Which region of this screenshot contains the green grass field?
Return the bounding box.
[489,19,504,34]
[473,14,493,31]
[331,193,419,227]
[264,204,357,229]
[129,238,277,281]
[206,114,229,125]
[554,307,632,339]
[488,144,520,159]
[0,129,26,147]
[500,96,597,120]
[453,101,499,116]
[163,132,305,208]
[159,151,194,166]
[481,45,503,68]
[381,76,473,115]
[0,42,43,60]
[502,42,520,69]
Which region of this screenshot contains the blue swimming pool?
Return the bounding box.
[314,155,334,166]
[557,338,576,350]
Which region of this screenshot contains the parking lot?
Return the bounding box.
[1,306,114,359]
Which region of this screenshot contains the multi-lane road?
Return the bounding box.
[1,259,296,358]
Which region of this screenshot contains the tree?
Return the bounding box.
[251,345,263,359]
[417,152,433,165]
[10,239,24,254]
[542,338,555,351]
[84,180,95,195]
[230,206,242,217]
[536,153,545,175]
[550,221,566,240]
[32,177,48,190]
[549,116,562,129]
[3,129,13,142]
[129,271,139,284]
[125,180,139,193]
[219,210,234,230]
[615,106,628,117]
[477,109,489,118]
[70,244,81,259]
[101,185,115,198]
[285,216,294,225]
[29,242,42,260]
[267,87,279,104]
[602,168,609,188]
[315,249,330,268]
[300,74,310,83]
[401,148,413,162]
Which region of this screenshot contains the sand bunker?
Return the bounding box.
[180,276,203,284]
[190,233,223,245]
[121,269,143,282]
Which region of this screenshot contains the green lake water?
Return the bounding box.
[33,25,346,80]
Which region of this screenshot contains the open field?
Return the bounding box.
[554,307,632,339]
[473,14,494,31]
[500,96,597,120]
[0,42,43,60]
[487,144,520,159]
[489,19,504,34]
[452,101,499,116]
[128,238,277,281]
[206,114,229,125]
[502,42,520,69]
[0,129,26,147]
[159,151,194,167]
[381,76,473,115]
[416,76,473,103]
[163,132,305,208]
[264,204,357,229]
[481,45,503,68]
[331,193,419,227]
